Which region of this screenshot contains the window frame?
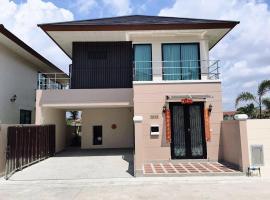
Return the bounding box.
[133,43,153,81]
[161,42,201,80]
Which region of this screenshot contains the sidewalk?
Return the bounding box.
[0,176,269,200]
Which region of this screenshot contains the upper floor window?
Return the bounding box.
[134,44,152,81]
[162,43,200,80]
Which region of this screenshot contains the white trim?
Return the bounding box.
[133,115,143,123]
[133,80,221,85]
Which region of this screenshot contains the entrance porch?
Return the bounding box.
[142,161,242,177]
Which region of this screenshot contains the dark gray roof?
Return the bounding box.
[40,15,239,27]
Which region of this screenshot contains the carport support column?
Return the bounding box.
[133,116,144,176]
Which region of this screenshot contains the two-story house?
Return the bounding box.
[36,15,239,176]
[0,25,68,124]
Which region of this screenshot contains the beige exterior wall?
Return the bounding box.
[0,124,8,177]
[81,108,134,149]
[246,119,270,177]
[220,120,249,171]
[133,82,222,172]
[36,90,66,152]
[37,89,133,108]
[0,44,37,124]
[220,119,270,176]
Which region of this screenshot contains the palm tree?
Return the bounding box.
[262,98,270,111]
[236,103,256,118]
[235,80,270,118]
[69,111,79,122]
[68,111,79,135]
[68,111,81,146]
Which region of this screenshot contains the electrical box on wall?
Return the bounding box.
[150,125,159,136]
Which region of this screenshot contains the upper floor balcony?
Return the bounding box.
[37,59,220,90]
[133,60,219,82]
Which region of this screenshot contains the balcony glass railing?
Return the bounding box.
[133,60,220,81]
[38,60,220,90]
[38,73,70,90]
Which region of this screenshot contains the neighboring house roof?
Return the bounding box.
[0,24,67,75]
[39,15,239,31]
[223,111,236,116]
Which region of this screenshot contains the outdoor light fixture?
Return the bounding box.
[10,95,17,103]
[162,105,167,113]
[208,104,213,113]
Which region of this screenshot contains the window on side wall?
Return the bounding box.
[133,44,152,81]
[20,109,32,124]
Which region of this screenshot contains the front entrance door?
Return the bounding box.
[170,102,207,159]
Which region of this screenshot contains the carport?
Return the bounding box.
[10,148,134,180]
[32,89,135,179]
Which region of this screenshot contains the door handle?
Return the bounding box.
[187,128,191,133]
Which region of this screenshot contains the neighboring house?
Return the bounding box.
[223,111,236,120]
[0,25,68,124]
[36,15,239,175]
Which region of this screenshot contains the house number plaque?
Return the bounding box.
[150,115,159,119]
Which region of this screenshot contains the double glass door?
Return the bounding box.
[170,102,207,159]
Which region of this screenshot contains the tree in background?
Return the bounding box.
[236,103,256,118]
[235,80,270,118]
[68,111,81,146]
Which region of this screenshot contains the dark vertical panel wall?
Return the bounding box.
[71,42,133,89]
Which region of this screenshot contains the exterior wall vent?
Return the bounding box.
[251,145,264,167]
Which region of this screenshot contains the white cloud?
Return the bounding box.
[242,80,258,88]
[74,0,97,14]
[159,0,270,110]
[0,0,74,73]
[102,0,132,15]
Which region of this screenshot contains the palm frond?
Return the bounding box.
[262,98,270,110]
[235,92,256,107]
[258,80,270,96]
[69,111,79,120]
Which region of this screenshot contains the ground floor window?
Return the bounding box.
[20,109,31,124]
[93,125,102,145]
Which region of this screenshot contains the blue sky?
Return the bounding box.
[13,0,176,19]
[1,0,270,111]
[12,0,270,20]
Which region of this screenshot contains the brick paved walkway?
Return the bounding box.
[143,162,242,176]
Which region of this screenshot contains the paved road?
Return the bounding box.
[0,176,269,200]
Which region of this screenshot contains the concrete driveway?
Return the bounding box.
[9,148,134,181]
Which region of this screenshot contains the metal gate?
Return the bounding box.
[5,125,55,179]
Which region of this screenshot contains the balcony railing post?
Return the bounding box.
[55,73,57,90]
[48,78,50,90]
[217,61,219,79]
[38,73,41,90]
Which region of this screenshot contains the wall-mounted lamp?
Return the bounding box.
[10,95,17,103]
[162,105,167,113]
[208,104,213,114]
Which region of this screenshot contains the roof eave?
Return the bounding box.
[0,24,67,76]
[38,22,239,32]
[209,21,239,50]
